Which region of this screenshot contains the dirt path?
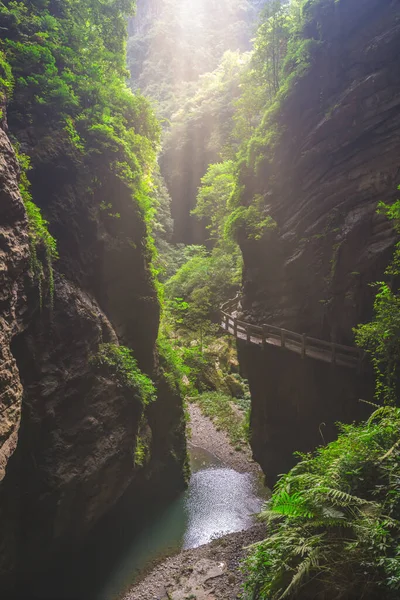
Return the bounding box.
[123,404,266,600]
[188,403,262,476]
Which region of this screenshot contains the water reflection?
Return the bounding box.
[183,467,263,549]
[28,446,265,600]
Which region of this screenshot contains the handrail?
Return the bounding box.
[220,296,365,371]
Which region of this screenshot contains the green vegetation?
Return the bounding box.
[157,333,191,395]
[133,417,152,468]
[165,246,241,328]
[244,406,400,600]
[92,344,156,405]
[159,240,242,399]
[192,161,236,243]
[2,4,400,600]
[192,391,249,449]
[133,435,148,467]
[225,202,277,243]
[0,0,160,304]
[0,49,13,104]
[14,148,58,301]
[355,192,400,405]
[128,0,261,120]
[243,191,400,598]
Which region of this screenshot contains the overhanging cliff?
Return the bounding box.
[236,0,400,482]
[0,0,188,590]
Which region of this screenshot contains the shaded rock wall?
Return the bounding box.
[238,0,400,482]
[0,116,187,591]
[238,341,373,486]
[0,120,30,481]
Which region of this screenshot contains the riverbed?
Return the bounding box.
[29,405,266,600]
[98,443,264,600]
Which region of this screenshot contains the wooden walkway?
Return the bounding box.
[220,296,365,370]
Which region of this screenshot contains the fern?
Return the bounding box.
[243,407,400,600]
[269,491,315,519]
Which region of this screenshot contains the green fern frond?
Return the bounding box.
[270,490,315,519]
[278,548,321,600]
[316,487,372,506]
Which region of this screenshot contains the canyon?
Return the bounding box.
[0,0,400,597]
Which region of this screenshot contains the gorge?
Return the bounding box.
[1,0,400,599]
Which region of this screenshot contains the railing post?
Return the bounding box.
[262,325,267,350]
[301,334,306,359]
[246,326,251,345]
[234,318,238,338]
[331,343,336,365]
[281,329,286,349]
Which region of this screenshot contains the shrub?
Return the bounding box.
[243,407,400,600]
[224,202,277,242]
[355,192,400,405]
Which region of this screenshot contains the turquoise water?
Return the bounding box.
[30,446,264,600]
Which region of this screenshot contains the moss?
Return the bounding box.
[134,416,152,468]
[14,148,58,305]
[91,343,156,405]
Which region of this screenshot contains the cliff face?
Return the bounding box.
[0,118,30,482]
[0,116,187,591]
[237,0,400,481]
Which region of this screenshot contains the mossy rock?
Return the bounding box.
[224,374,246,398]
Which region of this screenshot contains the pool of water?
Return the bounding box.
[30,446,265,600]
[183,459,263,549]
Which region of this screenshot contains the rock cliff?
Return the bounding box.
[0,110,187,593]
[0,113,30,482]
[237,0,400,482]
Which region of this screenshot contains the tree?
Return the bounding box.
[192,161,236,243]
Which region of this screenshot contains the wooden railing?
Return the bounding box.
[220,296,365,371]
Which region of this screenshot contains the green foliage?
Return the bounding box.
[355,284,400,405]
[0,0,161,265]
[0,50,13,101]
[133,435,148,468]
[92,344,156,405]
[164,245,242,330]
[355,193,400,405]
[244,406,400,600]
[133,416,152,468]
[157,333,191,395]
[192,391,249,448]
[192,161,236,243]
[224,201,277,242]
[14,148,57,303]
[377,194,400,277]
[128,0,261,120]
[229,0,322,231]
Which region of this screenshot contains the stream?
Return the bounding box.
[31,445,265,600]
